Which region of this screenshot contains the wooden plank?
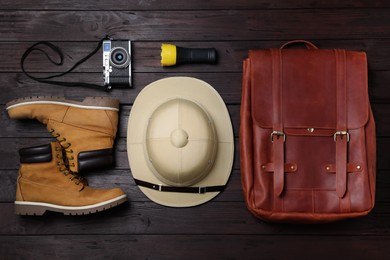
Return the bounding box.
[0,73,242,105]
[1,135,389,171]
[0,201,389,236]
[2,0,390,10]
[3,40,390,73]
[1,103,240,138]
[2,132,390,170]
[3,102,390,139]
[2,10,390,41]
[0,69,388,104]
[371,104,390,135]
[0,234,389,259]
[3,166,390,205]
[2,168,389,203]
[0,137,238,170]
[0,169,245,203]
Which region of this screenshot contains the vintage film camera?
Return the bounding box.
[103,39,132,89]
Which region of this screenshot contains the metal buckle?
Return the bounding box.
[199,187,206,194]
[333,131,350,142]
[152,184,163,191]
[271,131,286,143]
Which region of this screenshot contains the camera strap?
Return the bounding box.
[21,36,111,91]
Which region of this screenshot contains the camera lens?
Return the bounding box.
[115,53,124,62]
[110,47,130,68]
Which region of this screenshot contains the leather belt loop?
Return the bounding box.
[271,48,285,197]
[335,49,348,198]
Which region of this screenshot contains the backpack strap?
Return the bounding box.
[270,48,286,197]
[334,49,349,198]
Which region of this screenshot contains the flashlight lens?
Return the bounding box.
[161,44,177,66]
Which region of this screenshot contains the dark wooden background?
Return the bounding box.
[1,1,390,259]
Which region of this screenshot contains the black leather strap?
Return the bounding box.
[134,179,225,194]
[78,148,114,172]
[19,143,52,163]
[21,36,110,91]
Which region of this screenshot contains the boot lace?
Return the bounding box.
[50,128,75,168]
[55,146,87,188]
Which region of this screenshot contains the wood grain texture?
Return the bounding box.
[1,235,389,259]
[4,40,390,73]
[2,0,390,10]
[2,10,390,41]
[2,102,390,138]
[1,1,390,259]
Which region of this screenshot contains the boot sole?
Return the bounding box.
[6,96,119,111]
[14,194,127,216]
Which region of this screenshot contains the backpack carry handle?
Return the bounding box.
[280,40,318,50]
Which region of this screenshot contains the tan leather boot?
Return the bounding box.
[15,142,127,215]
[6,96,119,173]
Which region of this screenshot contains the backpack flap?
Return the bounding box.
[249,48,369,132]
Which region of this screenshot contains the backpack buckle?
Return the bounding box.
[271,131,286,142]
[334,131,350,142]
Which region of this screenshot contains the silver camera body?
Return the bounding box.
[103,39,132,89]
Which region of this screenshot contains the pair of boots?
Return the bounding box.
[7,96,127,215]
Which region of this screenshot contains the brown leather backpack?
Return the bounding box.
[240,40,376,223]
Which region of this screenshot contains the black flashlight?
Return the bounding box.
[161,44,217,66]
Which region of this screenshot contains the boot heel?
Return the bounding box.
[15,202,47,216]
[78,148,114,172]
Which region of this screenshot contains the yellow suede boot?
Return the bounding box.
[6,96,119,173]
[15,142,127,215]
